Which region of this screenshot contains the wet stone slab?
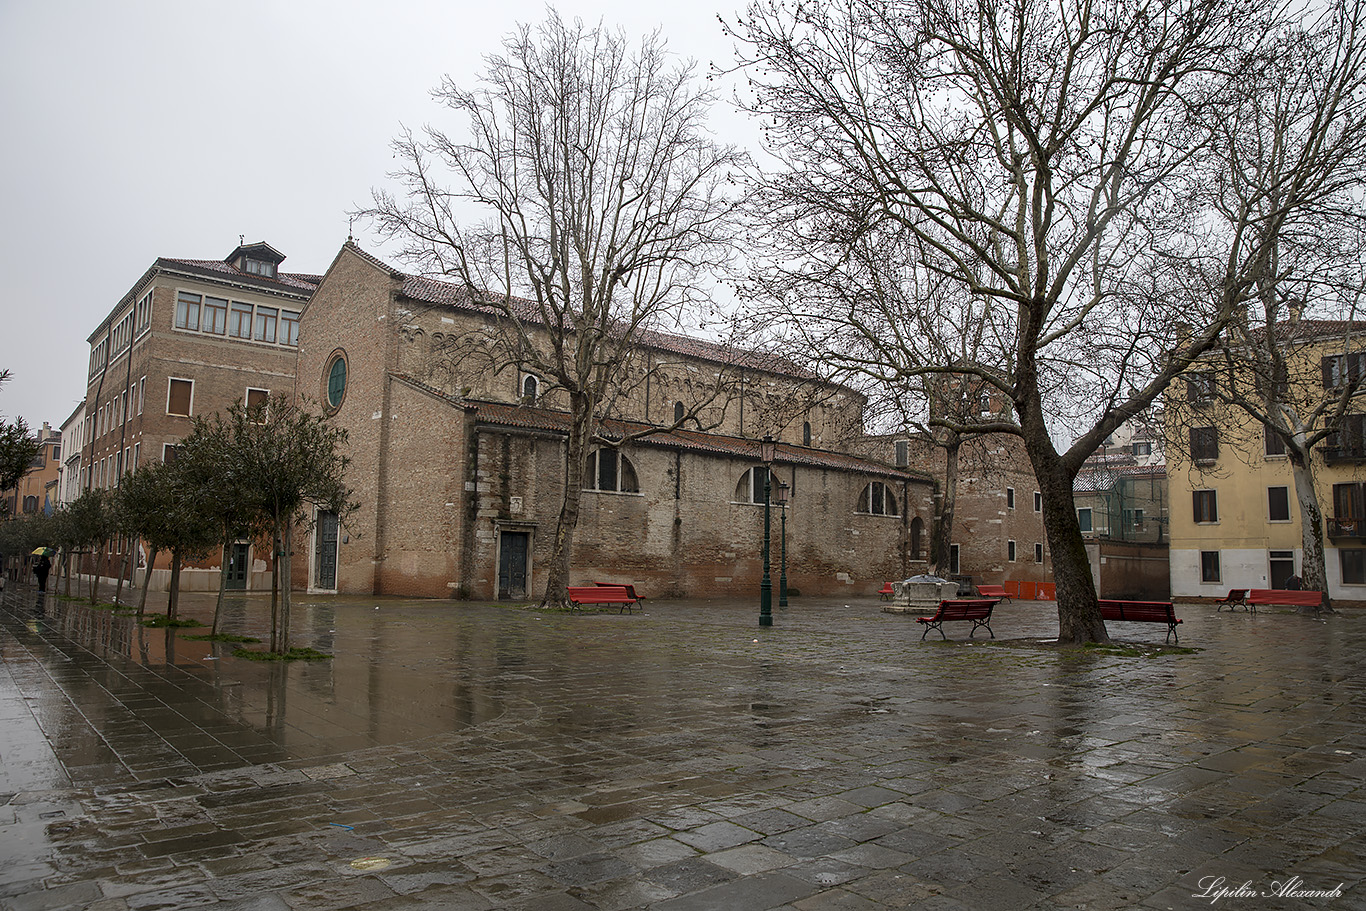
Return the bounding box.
[0,587,1363,909]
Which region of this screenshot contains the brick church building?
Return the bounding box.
[292,243,936,600]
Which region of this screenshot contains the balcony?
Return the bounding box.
[1328,518,1365,540]
[1322,445,1366,466]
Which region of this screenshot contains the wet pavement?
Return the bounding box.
[0,584,1362,911]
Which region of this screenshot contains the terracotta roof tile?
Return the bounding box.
[160,258,319,294]
[466,396,927,481]
[369,246,830,383]
[387,375,918,479]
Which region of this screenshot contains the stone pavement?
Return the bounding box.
[0,584,1362,911]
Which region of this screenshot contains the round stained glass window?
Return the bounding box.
[326,354,347,409]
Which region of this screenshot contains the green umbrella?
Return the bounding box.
[31,546,55,557]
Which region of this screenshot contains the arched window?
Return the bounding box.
[859,481,900,516]
[522,374,539,403]
[674,401,685,423]
[585,448,639,493]
[324,351,347,411]
[803,421,812,446]
[910,516,923,557]
[735,467,779,505]
[22,495,38,514]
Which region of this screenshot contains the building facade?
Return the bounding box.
[2,423,61,517]
[293,243,935,600]
[57,401,85,507]
[81,242,318,590]
[1167,322,1365,600]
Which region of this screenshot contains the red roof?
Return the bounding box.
[390,374,923,481]
[159,258,319,295]
[353,244,829,383]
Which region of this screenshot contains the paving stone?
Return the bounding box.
[2,881,102,911]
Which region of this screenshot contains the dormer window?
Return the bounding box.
[243,258,277,278]
[226,241,286,280]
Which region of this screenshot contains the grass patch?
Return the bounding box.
[977,638,1200,658]
[140,614,205,628]
[183,633,261,644]
[1080,642,1199,658]
[232,647,332,661]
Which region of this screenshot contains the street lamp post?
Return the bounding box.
[777,480,790,608]
[759,434,776,627]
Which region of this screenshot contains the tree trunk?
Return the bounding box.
[540,403,594,608]
[167,552,182,620]
[114,541,131,606]
[279,517,293,654]
[269,528,281,653]
[1289,448,1332,612]
[1022,425,1110,644]
[63,553,72,597]
[213,540,230,636]
[90,544,103,606]
[138,546,159,617]
[931,431,961,577]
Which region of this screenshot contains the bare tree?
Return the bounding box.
[367,12,742,606]
[729,0,1366,642]
[1180,4,1366,609]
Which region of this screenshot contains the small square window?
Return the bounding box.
[1193,489,1218,523]
[175,292,201,331]
[1343,550,1365,585]
[1201,551,1221,583]
[1264,424,1287,457]
[1078,508,1092,532]
[1191,426,1219,463]
[1268,486,1290,522]
[167,378,193,417]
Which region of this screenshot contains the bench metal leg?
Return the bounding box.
[1166,623,1177,644]
[919,621,944,641]
[969,619,994,639]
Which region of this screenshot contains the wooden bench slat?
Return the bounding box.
[1247,589,1323,611]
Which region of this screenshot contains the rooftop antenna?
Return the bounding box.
[239,234,245,246]
[348,216,355,243]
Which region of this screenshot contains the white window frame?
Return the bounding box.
[167,377,194,417]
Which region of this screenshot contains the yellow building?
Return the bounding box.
[1167,321,1365,601]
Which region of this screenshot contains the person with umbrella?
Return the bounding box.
[32,546,54,593]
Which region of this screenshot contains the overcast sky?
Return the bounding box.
[0,0,753,432]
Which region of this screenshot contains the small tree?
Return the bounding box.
[222,397,354,654]
[0,370,41,497]
[64,489,114,604]
[177,408,268,635]
[117,461,218,618]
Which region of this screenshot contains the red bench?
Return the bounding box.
[916,598,999,641]
[878,583,894,600]
[1215,589,1249,612]
[976,584,1011,604]
[567,585,638,613]
[1099,600,1183,643]
[1248,589,1323,613]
